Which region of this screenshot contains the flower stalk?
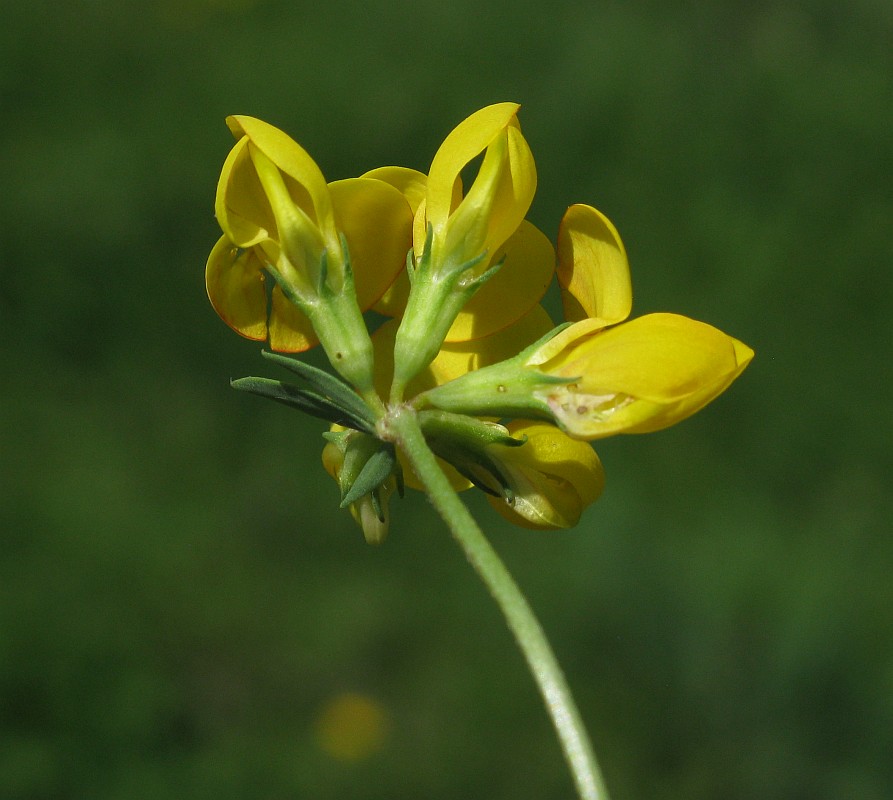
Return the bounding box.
[381,406,611,800]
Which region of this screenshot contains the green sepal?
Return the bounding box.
[417,410,523,499]
[463,253,505,292]
[390,226,501,401]
[414,324,581,419]
[404,246,416,284]
[322,429,350,445]
[260,350,377,429]
[443,454,511,499]
[439,249,490,282]
[231,376,374,433]
[513,321,575,360]
[262,238,378,395]
[315,249,330,297]
[340,442,399,508]
[369,489,386,524]
[337,232,356,291]
[418,410,525,448]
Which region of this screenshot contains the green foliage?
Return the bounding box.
[2,0,891,798]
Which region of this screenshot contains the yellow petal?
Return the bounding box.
[361,166,428,212]
[215,136,273,249]
[539,313,754,438]
[351,169,430,317]
[426,103,536,261]
[371,270,411,317]
[445,220,555,342]
[226,115,336,240]
[412,191,462,258]
[426,103,521,229]
[557,204,632,325]
[321,429,346,482]
[206,234,320,351]
[368,318,400,400]
[452,124,537,259]
[328,177,413,308]
[486,421,604,530]
[205,235,268,341]
[393,450,470,493]
[268,285,318,352]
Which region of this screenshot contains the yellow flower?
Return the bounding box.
[539,202,754,437]
[314,692,391,761]
[383,104,556,400]
[205,115,412,393]
[420,203,753,441]
[526,313,753,439]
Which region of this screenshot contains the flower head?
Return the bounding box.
[214,105,754,536]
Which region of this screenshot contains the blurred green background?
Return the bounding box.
[2,0,891,798]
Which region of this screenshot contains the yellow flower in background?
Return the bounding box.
[314,692,391,762]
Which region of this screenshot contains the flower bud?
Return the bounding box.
[322,429,399,545]
[485,422,604,530]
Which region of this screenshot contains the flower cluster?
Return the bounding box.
[207,104,753,540]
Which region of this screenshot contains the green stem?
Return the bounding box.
[384,406,611,800]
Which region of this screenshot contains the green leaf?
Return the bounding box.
[231,377,374,432]
[260,350,377,428]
